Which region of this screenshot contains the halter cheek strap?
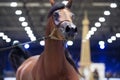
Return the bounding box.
[54,19,60,26]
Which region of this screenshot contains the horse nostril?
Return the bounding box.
[74,27,77,32]
[65,26,70,32]
[65,25,77,33]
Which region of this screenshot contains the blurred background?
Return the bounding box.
[0,0,120,80]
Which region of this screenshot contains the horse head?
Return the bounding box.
[47,0,77,40]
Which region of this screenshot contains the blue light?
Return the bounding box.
[40,40,45,46]
[100,45,105,49]
[99,41,105,45]
[65,43,68,48]
[98,41,105,49]
[67,40,73,46]
[24,44,30,49]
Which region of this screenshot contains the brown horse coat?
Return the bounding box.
[16,0,80,80]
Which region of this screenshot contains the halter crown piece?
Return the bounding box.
[48,1,69,18]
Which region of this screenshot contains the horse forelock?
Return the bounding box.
[48,2,66,18]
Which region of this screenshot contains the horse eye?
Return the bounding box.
[53,12,59,18]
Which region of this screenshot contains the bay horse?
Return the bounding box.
[16,0,79,80]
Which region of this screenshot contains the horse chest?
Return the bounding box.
[34,68,78,80]
[41,74,70,80]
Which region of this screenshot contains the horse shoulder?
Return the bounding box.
[31,54,45,80]
[16,55,40,80]
[64,61,80,80]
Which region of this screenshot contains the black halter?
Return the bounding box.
[48,2,66,18]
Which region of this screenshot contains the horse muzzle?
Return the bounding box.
[59,21,77,40]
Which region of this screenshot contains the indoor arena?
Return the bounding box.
[0,0,120,80]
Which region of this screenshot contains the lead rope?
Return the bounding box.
[0,36,49,52]
[48,27,66,41]
[0,27,64,52]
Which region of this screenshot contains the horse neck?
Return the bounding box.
[44,17,65,57]
[44,39,65,59]
[42,17,66,75]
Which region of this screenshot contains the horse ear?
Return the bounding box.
[49,0,55,6]
[66,0,72,8]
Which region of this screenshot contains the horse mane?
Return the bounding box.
[8,45,30,72]
[64,48,80,74]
